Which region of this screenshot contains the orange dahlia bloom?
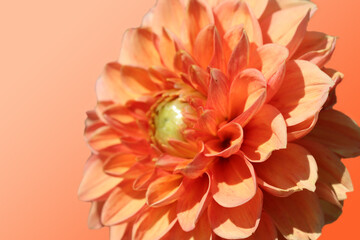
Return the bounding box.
[79,0,360,239]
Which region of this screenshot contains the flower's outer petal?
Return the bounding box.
[241,104,287,162]
[229,68,267,120]
[110,222,129,240]
[207,69,230,118]
[205,122,243,158]
[187,0,214,45]
[287,112,318,142]
[142,0,185,40]
[177,173,211,232]
[260,5,311,57]
[103,153,137,176]
[298,139,353,201]
[227,29,250,80]
[307,109,360,158]
[254,143,317,197]
[119,28,162,68]
[87,126,120,153]
[133,203,177,240]
[270,60,334,127]
[208,188,263,239]
[193,25,226,72]
[101,182,146,226]
[264,190,324,240]
[262,0,317,19]
[293,31,336,68]
[146,174,183,207]
[243,0,269,19]
[246,211,278,240]
[88,201,104,229]
[214,1,263,46]
[210,155,257,208]
[78,155,122,201]
[322,68,343,109]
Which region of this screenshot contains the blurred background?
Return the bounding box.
[0,0,358,239]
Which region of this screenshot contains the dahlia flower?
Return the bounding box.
[79,0,360,239]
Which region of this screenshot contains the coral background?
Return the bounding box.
[0,0,359,239]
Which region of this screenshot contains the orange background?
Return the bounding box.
[0,0,359,239]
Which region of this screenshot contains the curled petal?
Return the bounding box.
[307,109,360,158]
[254,143,318,197]
[270,60,334,127]
[287,112,318,142]
[209,188,263,239]
[264,190,324,240]
[241,104,287,162]
[78,156,122,201]
[210,155,257,208]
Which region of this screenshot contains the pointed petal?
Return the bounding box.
[255,143,318,197]
[246,211,278,240]
[243,0,269,18]
[209,188,263,239]
[189,65,210,95]
[270,60,334,126]
[227,29,250,80]
[261,5,311,57]
[88,201,104,229]
[177,174,211,232]
[101,182,146,226]
[264,190,324,240]
[211,155,257,207]
[187,0,214,44]
[133,203,177,240]
[214,1,263,46]
[206,69,230,118]
[146,174,183,207]
[307,109,360,158]
[78,156,122,201]
[229,68,267,120]
[315,182,343,224]
[293,31,336,68]
[242,104,287,162]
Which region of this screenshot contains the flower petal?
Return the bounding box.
[264,190,324,240]
[270,60,334,127]
[78,156,122,201]
[229,68,267,121]
[287,112,318,142]
[227,29,250,80]
[246,211,278,240]
[101,182,146,226]
[103,153,137,176]
[88,201,104,229]
[177,173,211,232]
[146,174,183,207]
[254,143,318,197]
[110,222,130,240]
[206,69,230,118]
[187,0,214,44]
[307,109,360,158]
[210,155,257,208]
[241,104,287,162]
[133,203,177,240]
[261,5,311,57]
[243,0,269,18]
[209,188,263,239]
[293,31,337,68]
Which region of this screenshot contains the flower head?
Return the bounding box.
[79,0,360,239]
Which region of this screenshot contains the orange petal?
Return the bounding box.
[322,68,344,109]
[189,65,210,95]
[133,203,177,240]
[193,25,226,71]
[246,211,278,240]
[175,152,216,179]
[264,190,324,240]
[287,112,318,142]
[210,155,257,208]
[155,154,190,172]
[196,109,218,136]
[229,68,267,120]
[209,188,263,239]
[146,174,183,207]
[227,29,250,80]
[177,173,211,232]
[206,69,230,118]
[119,28,162,68]
[78,155,122,201]
[307,109,360,158]
[110,222,130,240]
[254,143,318,197]
[298,139,353,201]
[214,1,263,46]
[187,0,214,44]
[103,153,137,176]
[88,201,104,229]
[270,60,334,126]
[293,31,336,68]
[101,182,146,226]
[315,182,343,224]
[261,5,311,57]
[241,104,287,162]
[142,0,185,42]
